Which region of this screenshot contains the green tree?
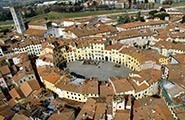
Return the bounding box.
[117,15,130,25]
[136,11,145,22]
[136,11,141,20]
[159,8,166,12]
[149,10,158,18]
[130,16,135,22]
[140,17,145,22]
[155,13,169,20]
[181,15,185,23]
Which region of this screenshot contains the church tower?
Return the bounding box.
[9,7,25,34]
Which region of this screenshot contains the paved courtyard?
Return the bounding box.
[67,61,132,81]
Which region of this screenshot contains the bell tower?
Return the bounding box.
[9,6,25,34]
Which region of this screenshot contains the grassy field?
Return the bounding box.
[27,10,127,21]
[0,21,13,26]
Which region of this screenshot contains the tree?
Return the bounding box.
[159,8,166,12]
[136,11,141,20]
[149,10,158,17]
[130,16,135,22]
[181,15,185,23]
[117,15,131,25]
[140,17,145,22]
[136,11,145,22]
[155,13,169,20]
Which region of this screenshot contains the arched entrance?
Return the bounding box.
[105,56,108,61]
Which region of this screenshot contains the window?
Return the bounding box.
[79,98,81,100]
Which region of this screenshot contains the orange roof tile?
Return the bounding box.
[24,28,46,36]
[43,72,61,84]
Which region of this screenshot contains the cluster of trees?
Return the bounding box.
[0,8,12,22]
[117,11,145,25]
[117,15,134,25]
[149,8,169,20]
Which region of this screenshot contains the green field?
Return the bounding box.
[0,21,13,25]
[27,10,127,21]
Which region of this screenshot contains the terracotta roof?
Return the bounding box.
[110,28,153,41]
[12,113,30,120]
[19,79,40,97]
[48,108,74,120]
[28,19,49,26]
[131,68,162,85]
[128,78,148,92]
[43,72,61,84]
[24,28,46,36]
[105,43,123,50]
[0,65,10,75]
[155,23,185,40]
[8,98,18,107]
[68,23,117,38]
[167,64,185,88]
[55,77,99,94]
[12,71,27,83]
[117,20,166,29]
[115,110,130,120]
[17,61,32,71]
[39,54,53,62]
[0,103,15,118]
[110,77,134,93]
[94,102,107,120]
[100,82,114,97]
[170,32,185,39]
[121,47,163,64]
[52,19,74,25]
[9,87,24,99]
[154,41,185,51]
[11,39,41,48]
[172,54,185,64]
[76,98,96,120]
[133,97,173,120]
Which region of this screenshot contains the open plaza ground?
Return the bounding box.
[67,61,132,81]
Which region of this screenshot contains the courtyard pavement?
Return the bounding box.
[67,61,132,81]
